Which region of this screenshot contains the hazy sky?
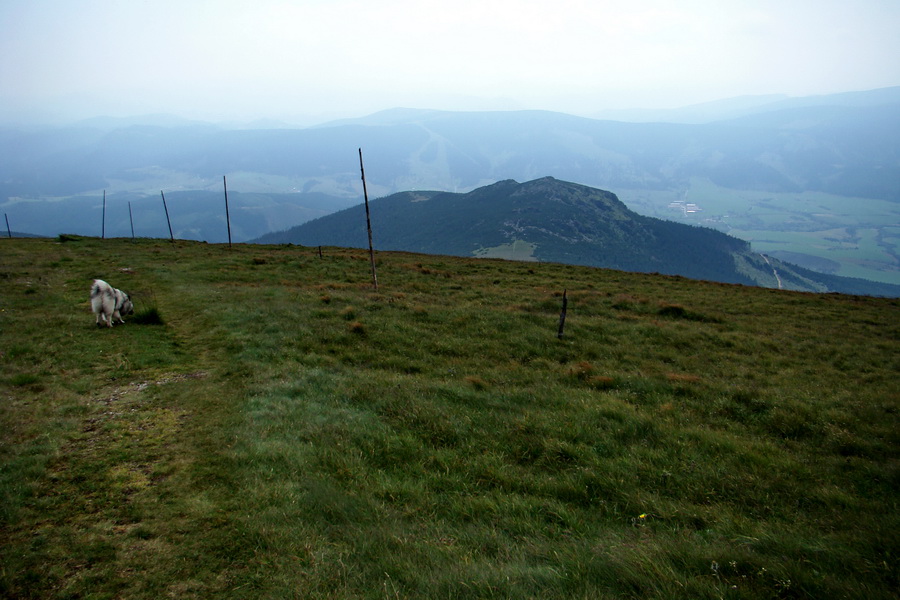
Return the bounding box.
[2,0,899,124]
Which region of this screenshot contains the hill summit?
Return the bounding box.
[256,177,900,296]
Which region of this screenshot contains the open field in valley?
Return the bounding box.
[619,178,900,285]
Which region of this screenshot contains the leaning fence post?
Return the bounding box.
[358,148,378,291]
[223,175,232,248]
[128,201,135,241]
[557,289,568,339]
[101,190,106,239]
[161,190,174,243]
[5,213,11,238]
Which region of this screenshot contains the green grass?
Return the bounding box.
[1,237,898,599]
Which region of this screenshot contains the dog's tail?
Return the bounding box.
[90,279,105,299]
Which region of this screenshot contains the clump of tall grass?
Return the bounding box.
[131,307,164,325]
[8,373,39,387]
[56,233,84,242]
[657,302,721,322]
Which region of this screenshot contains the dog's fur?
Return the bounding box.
[90,279,133,327]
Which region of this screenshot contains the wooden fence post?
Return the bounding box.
[5,213,11,238]
[358,148,378,290]
[128,201,135,241]
[557,289,568,339]
[223,175,232,248]
[161,190,174,242]
[101,190,106,239]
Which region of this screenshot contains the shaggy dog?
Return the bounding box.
[90,279,133,327]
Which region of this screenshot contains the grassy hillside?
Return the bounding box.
[1,237,898,599]
[257,177,755,283]
[255,177,900,297]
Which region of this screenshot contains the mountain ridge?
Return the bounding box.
[254,177,900,297]
[590,85,900,123]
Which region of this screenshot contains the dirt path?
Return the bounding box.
[761,254,783,289]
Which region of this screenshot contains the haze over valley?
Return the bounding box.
[2,88,899,288]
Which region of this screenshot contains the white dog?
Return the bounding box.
[90,279,134,327]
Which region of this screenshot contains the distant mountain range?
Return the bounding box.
[589,86,900,123]
[254,177,900,297]
[1,87,898,286]
[3,87,897,202]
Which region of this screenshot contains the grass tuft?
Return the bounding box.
[566,360,595,380]
[657,302,721,322]
[464,375,490,390]
[56,233,84,242]
[8,373,39,386]
[131,307,165,325]
[587,375,618,390]
[666,372,702,384]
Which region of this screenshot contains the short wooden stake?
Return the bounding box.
[557,289,568,339]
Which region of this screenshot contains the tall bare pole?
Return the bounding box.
[358,148,378,290]
[5,213,11,238]
[161,190,174,242]
[101,190,106,239]
[223,175,232,248]
[128,201,135,241]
